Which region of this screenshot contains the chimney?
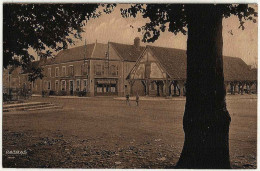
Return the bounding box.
[134,37,140,50]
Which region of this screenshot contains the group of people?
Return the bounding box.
[126,93,139,106]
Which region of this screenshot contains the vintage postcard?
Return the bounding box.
[2,2,258,169]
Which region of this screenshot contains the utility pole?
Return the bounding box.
[107,41,110,76]
[84,39,86,66]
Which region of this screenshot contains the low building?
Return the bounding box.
[127,45,257,96]
[3,66,30,92]
[3,64,34,100]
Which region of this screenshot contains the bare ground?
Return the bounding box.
[2,95,257,168]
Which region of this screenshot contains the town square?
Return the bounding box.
[2,95,257,168]
[2,3,258,169]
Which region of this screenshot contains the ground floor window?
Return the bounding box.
[95,79,117,94]
[111,84,116,93]
[48,81,51,90]
[97,84,103,93]
[104,85,109,92]
[76,79,80,91]
[61,80,66,91]
[83,79,87,91]
[69,81,74,92]
[55,80,59,91]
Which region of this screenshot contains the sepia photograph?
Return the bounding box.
[2,1,258,169]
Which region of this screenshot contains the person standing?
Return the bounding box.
[136,93,139,106]
[126,93,130,106]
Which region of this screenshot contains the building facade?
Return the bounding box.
[3,66,31,92]
[127,45,257,96]
[4,39,257,98]
[31,38,144,96]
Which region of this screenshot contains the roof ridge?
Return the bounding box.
[55,43,96,56]
[110,41,145,48]
[147,45,186,51]
[148,45,245,61]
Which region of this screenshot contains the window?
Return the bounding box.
[110,65,118,76]
[95,64,102,76]
[62,66,66,77]
[111,84,116,92]
[48,81,51,90]
[97,84,103,93]
[83,79,87,91]
[69,65,74,76]
[55,67,59,77]
[48,68,52,77]
[104,62,109,75]
[76,79,80,91]
[81,64,88,75]
[61,80,66,91]
[55,80,59,91]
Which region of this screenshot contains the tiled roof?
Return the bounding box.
[223,56,256,81]
[148,45,187,80]
[148,45,256,81]
[42,43,103,65]
[41,42,143,65]
[110,42,145,62]
[91,43,107,59]
[249,68,257,81]
[51,43,95,64]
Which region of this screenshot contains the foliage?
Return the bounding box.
[3,3,116,79]
[121,4,257,42]
[4,3,257,80]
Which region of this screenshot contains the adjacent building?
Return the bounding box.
[4,38,257,97]
[127,45,257,96]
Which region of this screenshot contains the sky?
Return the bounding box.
[35,4,258,67]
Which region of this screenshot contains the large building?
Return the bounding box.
[31,37,145,96]
[3,39,257,97]
[127,45,257,96]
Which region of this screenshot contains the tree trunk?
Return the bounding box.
[176,5,231,169]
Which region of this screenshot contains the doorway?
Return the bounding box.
[69,80,74,95]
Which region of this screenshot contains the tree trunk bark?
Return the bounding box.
[176,5,231,169]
